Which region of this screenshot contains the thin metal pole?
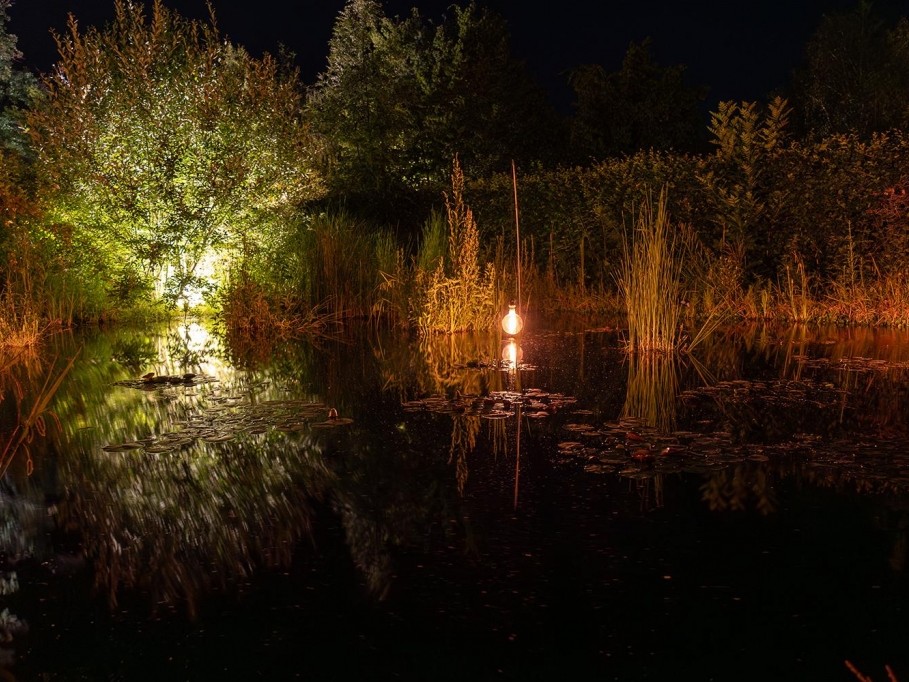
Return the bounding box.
[511,160,521,311]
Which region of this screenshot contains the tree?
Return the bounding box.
[568,38,707,160]
[0,0,39,288]
[308,0,562,224]
[307,0,419,210]
[0,0,36,155]
[433,2,563,177]
[791,0,907,138]
[27,0,323,308]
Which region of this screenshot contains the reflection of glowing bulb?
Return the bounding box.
[501,338,523,370]
[502,303,524,336]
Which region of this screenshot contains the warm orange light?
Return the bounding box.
[501,338,523,371]
[501,303,524,336]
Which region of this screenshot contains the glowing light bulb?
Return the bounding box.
[501,303,524,336]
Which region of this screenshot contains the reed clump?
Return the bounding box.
[415,158,499,335]
[218,268,343,344]
[618,188,684,353]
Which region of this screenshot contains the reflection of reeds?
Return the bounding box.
[0,349,79,476]
[618,188,684,353]
[700,464,776,515]
[378,331,504,398]
[450,415,481,495]
[844,660,899,682]
[621,353,679,434]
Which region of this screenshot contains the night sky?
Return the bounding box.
[8,0,909,112]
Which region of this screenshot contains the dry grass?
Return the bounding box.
[0,291,62,351]
[416,158,500,335]
[219,270,344,344]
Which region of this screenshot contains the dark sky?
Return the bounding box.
[8,0,909,112]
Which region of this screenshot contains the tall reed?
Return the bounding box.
[618,188,684,353]
[783,255,811,322]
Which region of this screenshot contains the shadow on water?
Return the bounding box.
[0,319,908,679]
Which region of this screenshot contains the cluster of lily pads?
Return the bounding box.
[102,376,352,454]
[112,372,218,389]
[555,377,909,493]
[402,388,576,420]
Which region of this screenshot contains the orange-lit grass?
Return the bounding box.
[618,188,684,353]
[845,660,899,682]
[219,273,344,343]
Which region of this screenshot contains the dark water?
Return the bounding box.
[1,320,908,681]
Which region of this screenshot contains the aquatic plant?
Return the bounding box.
[415,157,499,334]
[618,187,685,353]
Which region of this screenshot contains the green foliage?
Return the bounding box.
[27,0,323,311]
[697,97,790,272]
[308,0,561,226]
[768,130,909,283]
[468,150,703,293]
[226,207,396,329]
[416,208,448,273]
[568,38,707,160]
[0,0,37,156]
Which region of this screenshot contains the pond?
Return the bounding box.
[0,318,908,680]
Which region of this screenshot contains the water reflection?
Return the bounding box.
[3,319,909,667]
[379,332,505,398]
[700,463,777,515]
[61,433,328,617]
[621,353,680,433]
[17,323,468,611]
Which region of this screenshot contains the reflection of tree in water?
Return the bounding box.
[326,429,463,600]
[621,353,679,434]
[59,435,333,617]
[162,323,216,372]
[107,322,219,375]
[38,323,481,609]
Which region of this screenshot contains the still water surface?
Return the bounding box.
[1,319,908,680]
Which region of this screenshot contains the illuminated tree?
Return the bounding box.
[27,0,323,308]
